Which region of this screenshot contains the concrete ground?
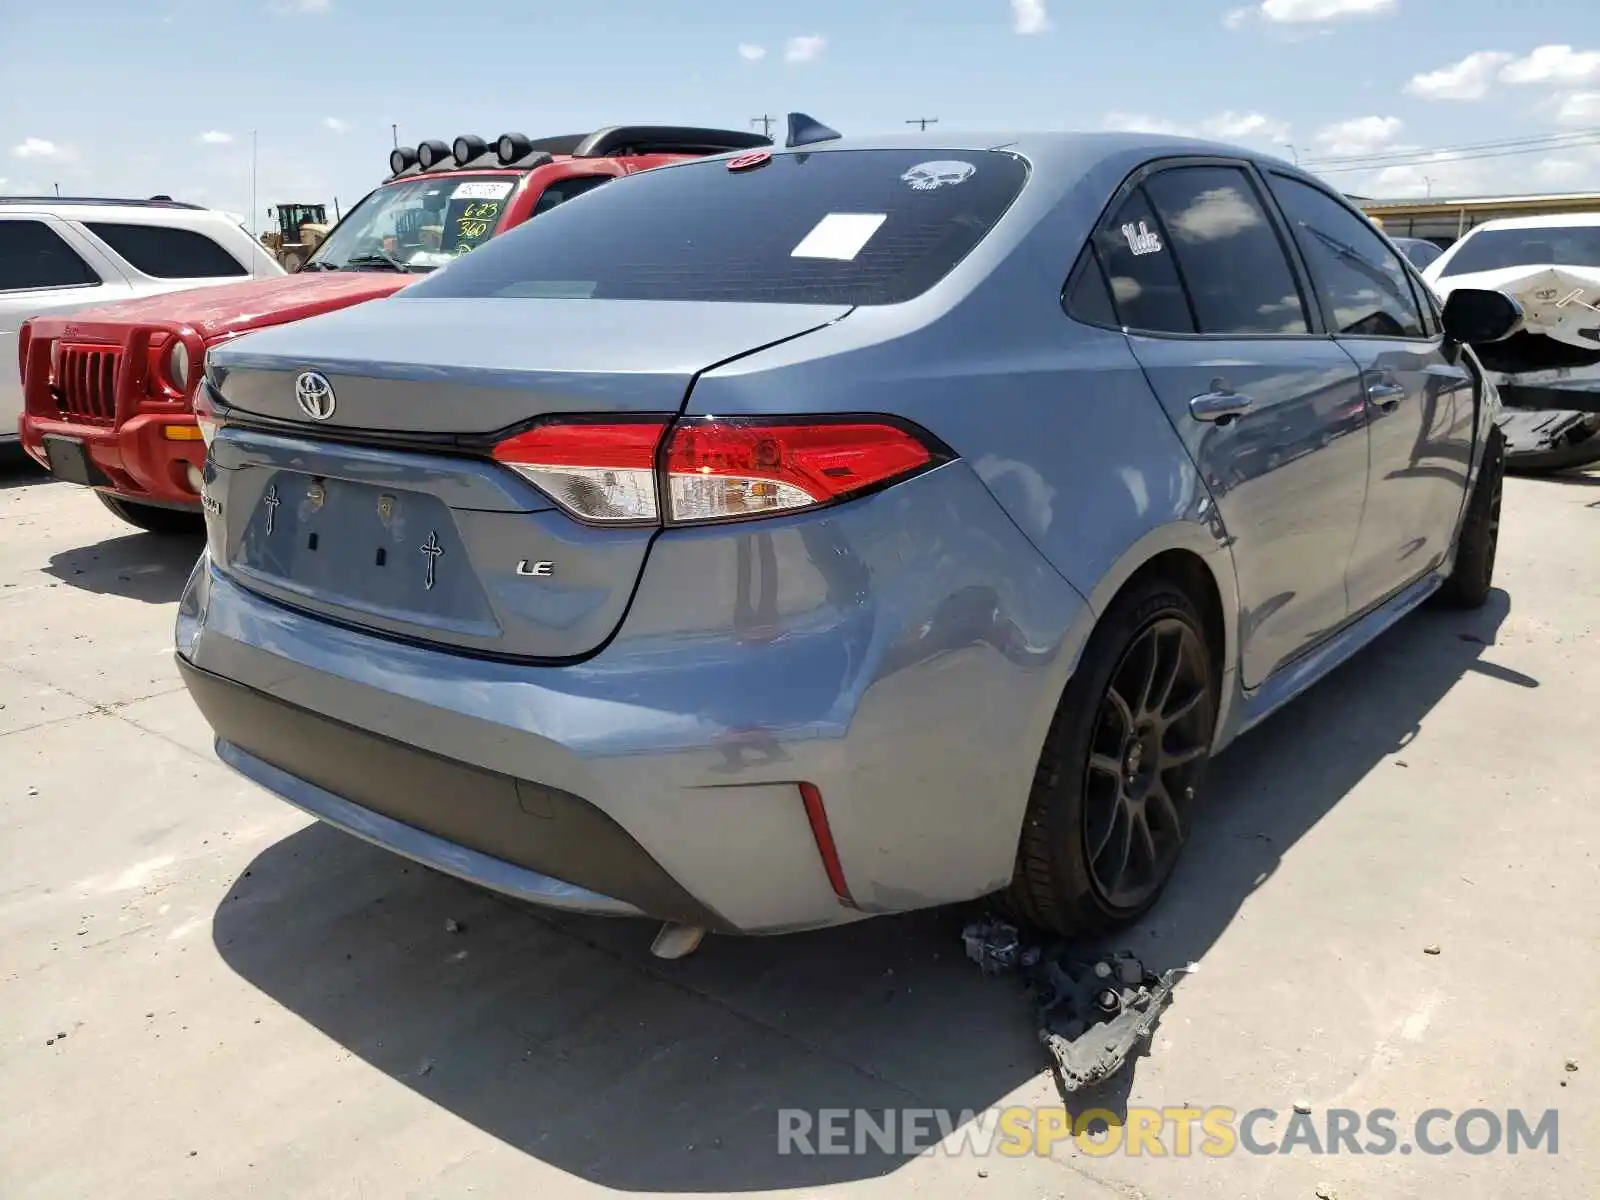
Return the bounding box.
[1,449,1595,1199]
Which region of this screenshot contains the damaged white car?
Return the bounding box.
[1423,213,1600,472]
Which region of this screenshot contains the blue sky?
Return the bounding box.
[2,0,1597,226]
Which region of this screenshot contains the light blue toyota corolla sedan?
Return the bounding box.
[177,123,1520,954]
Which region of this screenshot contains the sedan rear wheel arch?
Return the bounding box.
[1004,567,1224,938]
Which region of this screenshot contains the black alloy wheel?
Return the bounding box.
[1081,616,1212,911]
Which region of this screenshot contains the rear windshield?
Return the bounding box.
[1440,225,1600,276]
[401,149,1030,306]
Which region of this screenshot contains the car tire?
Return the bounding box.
[96,492,204,536]
[1005,578,1219,938]
[1436,425,1504,610]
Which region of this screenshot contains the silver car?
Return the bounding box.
[1,196,282,443]
[177,129,1519,954]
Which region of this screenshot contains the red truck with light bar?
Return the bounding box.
[15,124,770,532]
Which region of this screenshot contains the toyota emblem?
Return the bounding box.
[294,370,336,421]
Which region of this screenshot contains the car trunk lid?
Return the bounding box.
[202,297,850,660]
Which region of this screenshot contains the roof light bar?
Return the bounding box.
[452,134,488,165]
[496,132,533,165]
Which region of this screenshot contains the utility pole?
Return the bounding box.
[1423,174,1434,199]
[250,130,258,243]
[53,182,60,197]
[391,123,398,149]
[905,117,939,132]
[750,115,776,138]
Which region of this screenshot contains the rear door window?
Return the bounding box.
[1142,166,1309,335]
[0,219,100,290]
[84,222,248,279]
[1267,175,1426,339]
[1091,188,1195,334]
[404,149,1030,306]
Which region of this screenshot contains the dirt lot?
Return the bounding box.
[1,452,1596,1200]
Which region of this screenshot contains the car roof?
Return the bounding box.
[0,197,241,224]
[1459,211,1600,234]
[649,129,1321,214]
[700,128,1300,167]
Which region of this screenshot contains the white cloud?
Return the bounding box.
[1203,111,1292,142]
[1500,44,1600,87]
[1104,112,1185,136]
[322,117,348,133]
[1313,115,1403,155]
[1011,0,1050,35]
[1556,91,1600,124]
[197,130,233,145]
[1532,154,1599,188]
[1167,186,1261,242]
[737,43,766,60]
[784,34,826,63]
[1103,110,1291,147]
[1223,6,1253,29]
[1259,0,1395,21]
[1405,51,1513,101]
[12,137,64,160]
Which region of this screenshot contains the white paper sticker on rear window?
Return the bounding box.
[791,213,888,261]
[450,180,515,201]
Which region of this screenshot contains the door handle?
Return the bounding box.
[1188,390,1253,423]
[1367,381,1406,411]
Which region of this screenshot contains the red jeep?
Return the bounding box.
[16,124,769,532]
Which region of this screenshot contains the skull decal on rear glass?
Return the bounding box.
[901,160,977,191]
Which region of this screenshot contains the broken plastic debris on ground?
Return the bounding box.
[961,916,1193,1093]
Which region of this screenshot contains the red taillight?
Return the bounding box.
[491,416,943,527]
[664,418,935,524]
[492,419,669,524]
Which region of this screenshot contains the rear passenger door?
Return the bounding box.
[1263,174,1476,614]
[1083,161,1371,688]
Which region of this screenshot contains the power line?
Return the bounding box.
[1308,133,1600,175]
[1302,127,1600,172]
[905,117,939,131]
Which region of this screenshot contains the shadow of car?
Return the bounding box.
[211,589,1522,1190]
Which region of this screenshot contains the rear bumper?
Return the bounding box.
[177,654,711,925]
[18,410,206,507]
[175,462,1092,934]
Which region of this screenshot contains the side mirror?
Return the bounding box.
[1440,287,1524,345]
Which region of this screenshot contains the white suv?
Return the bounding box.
[1,196,284,444]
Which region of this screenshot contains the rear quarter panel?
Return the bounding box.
[688,139,1238,684]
